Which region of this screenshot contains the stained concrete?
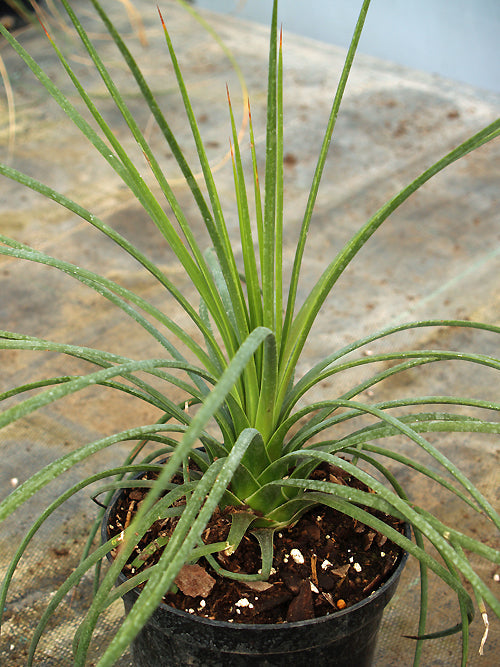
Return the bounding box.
[0,0,499,664]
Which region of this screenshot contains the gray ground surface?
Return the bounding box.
[0,1,499,664]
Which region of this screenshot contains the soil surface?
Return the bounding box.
[106,464,405,624]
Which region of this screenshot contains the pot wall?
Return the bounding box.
[121,546,408,667]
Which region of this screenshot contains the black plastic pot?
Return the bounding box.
[102,487,409,667]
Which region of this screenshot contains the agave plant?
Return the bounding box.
[0,0,499,664]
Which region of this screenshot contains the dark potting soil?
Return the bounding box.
[106,463,405,624]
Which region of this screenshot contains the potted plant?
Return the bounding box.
[0,0,498,665]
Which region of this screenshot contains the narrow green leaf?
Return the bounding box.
[157,7,250,351]
[281,0,372,349]
[281,319,500,416]
[275,27,284,347]
[254,332,278,443]
[262,0,279,330]
[0,170,226,371]
[280,120,500,397]
[227,87,263,331]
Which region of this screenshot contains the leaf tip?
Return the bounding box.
[157,5,166,30]
[37,16,52,43]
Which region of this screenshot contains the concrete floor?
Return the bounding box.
[0,0,499,664]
